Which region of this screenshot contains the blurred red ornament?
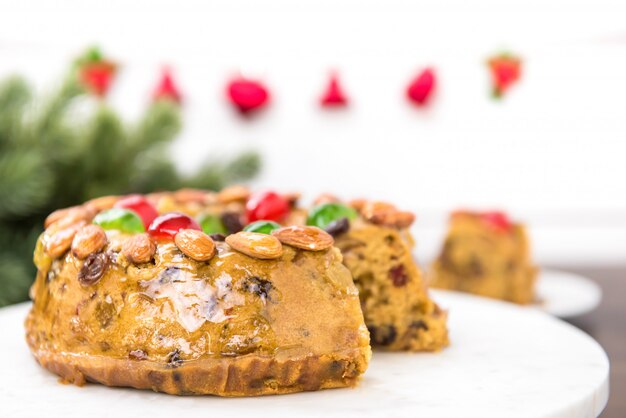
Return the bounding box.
[79,62,116,97]
[487,53,522,98]
[153,68,182,103]
[227,77,270,114]
[406,68,436,106]
[320,74,348,107]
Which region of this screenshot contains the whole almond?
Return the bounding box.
[272,226,334,251]
[122,233,156,264]
[85,195,119,212]
[174,229,216,262]
[218,185,251,204]
[369,208,415,229]
[315,193,340,205]
[72,225,108,259]
[46,221,86,258]
[45,206,93,229]
[225,231,283,260]
[174,188,211,204]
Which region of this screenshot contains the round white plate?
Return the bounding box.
[536,269,603,318]
[0,290,608,418]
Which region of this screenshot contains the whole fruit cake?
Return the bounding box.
[157,187,448,352]
[429,210,538,304]
[26,193,370,396]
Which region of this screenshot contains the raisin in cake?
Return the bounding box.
[26,194,370,396]
[429,210,538,304]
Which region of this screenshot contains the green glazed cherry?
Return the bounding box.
[243,220,281,235]
[199,214,227,235]
[93,208,145,233]
[307,203,357,229]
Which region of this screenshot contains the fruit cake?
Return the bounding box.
[429,210,538,304]
[26,194,370,396]
[159,187,448,352]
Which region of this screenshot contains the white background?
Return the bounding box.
[1,0,625,266]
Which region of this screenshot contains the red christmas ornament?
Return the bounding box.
[246,191,290,223]
[80,62,116,97]
[487,53,522,98]
[153,68,182,103]
[148,212,201,240]
[320,74,348,107]
[76,47,116,97]
[406,68,436,106]
[227,77,270,114]
[115,194,159,229]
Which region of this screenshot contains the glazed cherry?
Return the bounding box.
[148,212,201,239]
[480,211,512,232]
[246,191,290,223]
[115,194,159,229]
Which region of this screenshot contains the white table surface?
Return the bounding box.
[0,290,609,418]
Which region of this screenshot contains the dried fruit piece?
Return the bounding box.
[174,229,216,262]
[114,195,159,229]
[72,225,108,259]
[406,68,436,106]
[324,218,350,237]
[129,349,148,361]
[246,191,290,223]
[307,203,357,230]
[94,208,145,234]
[148,212,201,240]
[389,264,409,287]
[199,214,227,235]
[78,252,109,286]
[45,222,86,258]
[122,233,156,264]
[225,231,283,259]
[243,220,281,235]
[272,226,334,251]
[218,185,250,204]
[220,212,244,234]
[241,277,274,302]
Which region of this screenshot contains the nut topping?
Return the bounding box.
[122,233,156,264]
[225,231,283,260]
[272,226,334,251]
[72,225,108,259]
[84,195,119,212]
[45,221,86,258]
[44,206,94,230]
[358,201,416,228]
[173,188,211,204]
[174,229,216,262]
[314,193,340,205]
[217,185,250,204]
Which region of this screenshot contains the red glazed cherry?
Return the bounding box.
[148,212,201,239]
[406,68,436,106]
[480,211,512,232]
[246,191,290,223]
[115,195,159,229]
